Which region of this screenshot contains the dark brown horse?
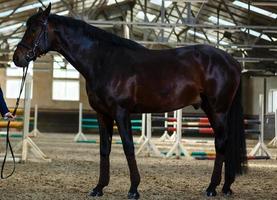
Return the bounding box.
[13,4,247,199]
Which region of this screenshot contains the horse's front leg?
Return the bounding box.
[115,107,140,199]
[89,112,113,197]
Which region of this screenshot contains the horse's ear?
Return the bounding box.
[42,3,51,19]
[38,7,43,13]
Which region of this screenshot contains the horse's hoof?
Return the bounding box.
[89,188,103,197]
[127,191,140,199]
[206,190,217,197]
[222,188,233,196]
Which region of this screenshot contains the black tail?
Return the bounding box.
[226,80,248,177]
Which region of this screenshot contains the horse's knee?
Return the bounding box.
[123,146,135,156]
[215,137,227,154]
[100,147,112,157]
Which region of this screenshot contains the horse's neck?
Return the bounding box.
[48,17,144,80]
[49,21,95,79]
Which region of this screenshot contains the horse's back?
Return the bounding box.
[88,44,242,114]
[176,44,241,73]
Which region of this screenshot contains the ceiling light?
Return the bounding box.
[241,28,277,41]
[251,1,277,6]
[209,15,277,42]
[57,10,69,16]
[136,11,156,22]
[0,0,60,18]
[107,0,126,5]
[208,16,236,26]
[150,0,172,8]
[187,30,229,45]
[233,0,277,19]
[0,22,23,33]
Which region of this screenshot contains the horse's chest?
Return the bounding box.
[86,82,112,112]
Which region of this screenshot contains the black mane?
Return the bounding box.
[48,14,146,50]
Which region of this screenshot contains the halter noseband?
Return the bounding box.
[18,20,48,62]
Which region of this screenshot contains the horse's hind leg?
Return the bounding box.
[201,95,227,196]
[115,107,140,199]
[207,113,228,196]
[90,112,114,197]
[222,159,235,195]
[222,90,245,196]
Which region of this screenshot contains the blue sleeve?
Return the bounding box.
[0,87,9,117]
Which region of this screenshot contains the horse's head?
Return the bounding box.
[13,4,51,67]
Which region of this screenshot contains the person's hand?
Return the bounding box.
[4,112,16,121]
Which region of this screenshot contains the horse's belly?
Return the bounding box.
[131,84,201,113]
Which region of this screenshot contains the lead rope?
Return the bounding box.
[1,66,29,179]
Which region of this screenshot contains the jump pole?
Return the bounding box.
[29,104,41,137]
[268,109,277,147]
[159,112,171,141]
[137,114,146,144]
[169,111,177,140]
[14,74,51,162]
[74,102,88,142]
[249,94,271,158]
[166,109,191,159]
[136,113,163,157]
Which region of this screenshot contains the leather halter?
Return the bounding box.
[17,20,48,62]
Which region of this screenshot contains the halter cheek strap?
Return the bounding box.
[18,20,48,62]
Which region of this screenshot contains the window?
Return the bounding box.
[53,56,79,79]
[52,55,80,101]
[6,79,33,99]
[6,62,33,99]
[268,89,277,113]
[52,80,79,101]
[6,61,33,76]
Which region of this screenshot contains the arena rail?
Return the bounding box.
[0,104,41,139]
[136,94,272,160]
[0,74,50,163]
[74,103,143,144]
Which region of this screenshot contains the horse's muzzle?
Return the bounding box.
[13,49,29,68]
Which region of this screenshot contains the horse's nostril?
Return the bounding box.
[13,55,18,63]
[13,53,21,66]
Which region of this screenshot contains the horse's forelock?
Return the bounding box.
[26,12,45,27]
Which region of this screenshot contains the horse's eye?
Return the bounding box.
[30,28,36,33]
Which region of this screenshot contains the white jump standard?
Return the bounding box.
[166,109,191,159]
[136,113,163,157]
[249,94,271,158]
[74,103,88,142]
[159,113,171,141]
[268,109,277,147]
[137,114,146,144]
[20,74,50,162]
[29,104,42,137]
